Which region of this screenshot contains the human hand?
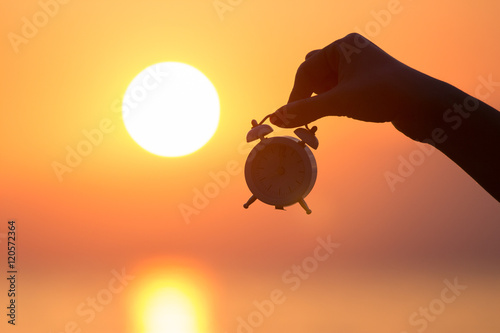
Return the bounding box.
[270,33,463,142]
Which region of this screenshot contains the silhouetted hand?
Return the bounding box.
[271,33,500,200]
[271,33,457,139]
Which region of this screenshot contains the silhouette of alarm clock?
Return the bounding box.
[243,116,319,214]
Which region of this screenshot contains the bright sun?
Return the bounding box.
[123,62,220,157]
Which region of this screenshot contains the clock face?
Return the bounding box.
[245,136,317,207]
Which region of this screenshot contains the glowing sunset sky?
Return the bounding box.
[1,1,499,332]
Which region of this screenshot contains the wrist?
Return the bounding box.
[391,77,469,143]
[394,84,500,200]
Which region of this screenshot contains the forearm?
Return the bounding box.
[401,85,500,201]
[433,96,500,201]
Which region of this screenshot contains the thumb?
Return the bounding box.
[270,92,333,128]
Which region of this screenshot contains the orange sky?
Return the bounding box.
[1,0,500,332]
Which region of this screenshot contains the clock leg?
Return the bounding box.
[298,198,312,214]
[243,195,257,209]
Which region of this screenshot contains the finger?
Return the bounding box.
[288,47,339,104]
[305,49,320,60]
[290,33,370,103]
[271,91,337,128]
[287,71,315,104]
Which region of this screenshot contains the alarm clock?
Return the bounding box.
[243,118,319,214]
